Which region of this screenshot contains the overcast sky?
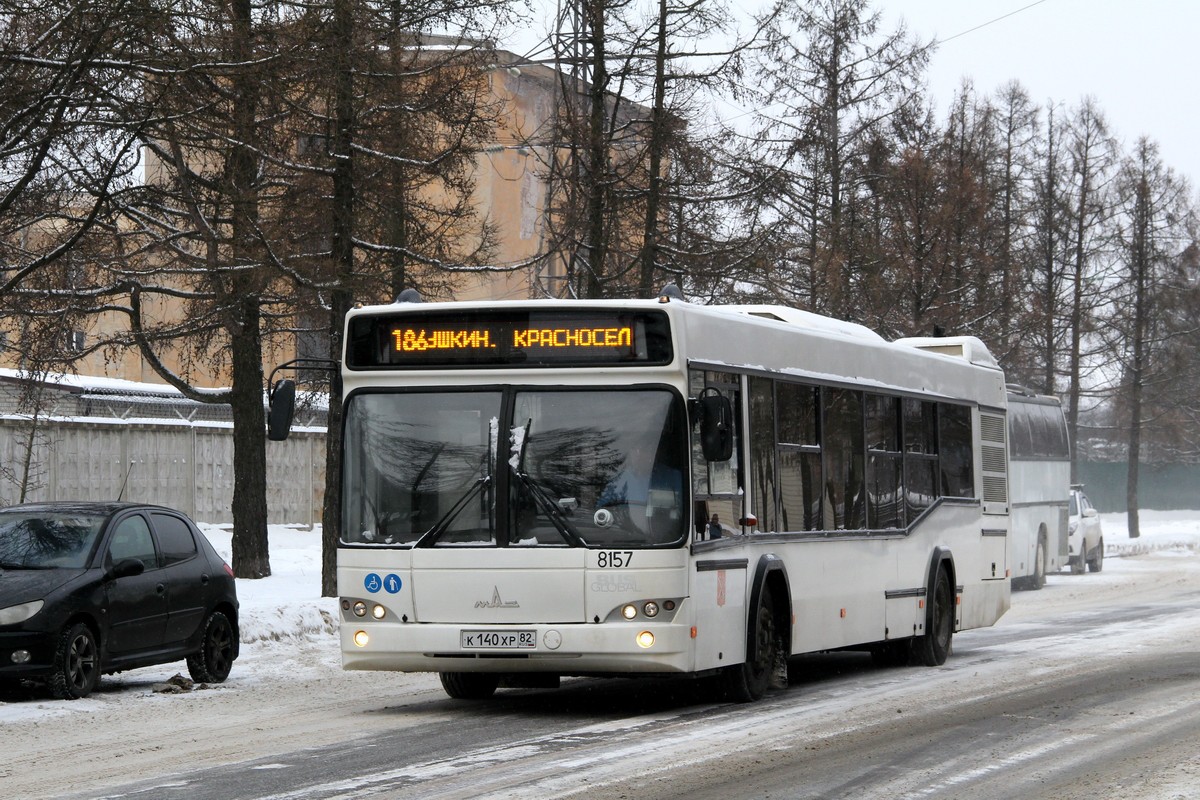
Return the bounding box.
[508,0,1198,188]
[887,0,1200,187]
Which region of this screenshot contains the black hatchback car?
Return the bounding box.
[0,502,238,699]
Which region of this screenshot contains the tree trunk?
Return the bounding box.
[637,0,668,297]
[322,0,356,596]
[229,299,271,576]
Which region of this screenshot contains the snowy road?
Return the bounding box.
[5,541,1200,799]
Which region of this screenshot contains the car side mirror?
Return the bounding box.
[267,378,296,441]
[696,390,734,462]
[1082,508,1097,518]
[108,557,145,580]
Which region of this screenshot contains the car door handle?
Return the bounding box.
[201,574,210,585]
[156,584,166,595]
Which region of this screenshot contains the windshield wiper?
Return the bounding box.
[513,470,585,547]
[0,560,52,569]
[413,475,492,548]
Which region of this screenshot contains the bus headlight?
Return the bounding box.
[636,631,655,649]
[372,604,386,619]
[621,604,638,620]
[353,601,367,617]
[353,630,370,647]
[643,601,659,617]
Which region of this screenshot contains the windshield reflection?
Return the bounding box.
[0,513,106,568]
[342,389,687,548]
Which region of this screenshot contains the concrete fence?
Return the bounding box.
[0,416,326,526]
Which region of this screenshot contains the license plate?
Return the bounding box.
[460,629,537,649]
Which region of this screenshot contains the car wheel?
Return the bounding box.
[187,611,235,683]
[50,622,100,700]
[439,672,500,700]
[1088,537,1104,573]
[914,566,954,667]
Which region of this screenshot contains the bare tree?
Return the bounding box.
[748,0,930,319]
[1100,138,1196,537]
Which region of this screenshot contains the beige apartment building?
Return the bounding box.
[7,51,581,392]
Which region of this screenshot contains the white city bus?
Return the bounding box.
[270,292,1011,701]
[1005,387,1070,589]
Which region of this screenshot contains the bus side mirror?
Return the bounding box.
[697,392,734,462]
[267,379,296,441]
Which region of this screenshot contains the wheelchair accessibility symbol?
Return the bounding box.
[364,573,402,594]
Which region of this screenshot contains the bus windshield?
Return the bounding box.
[342,388,688,548]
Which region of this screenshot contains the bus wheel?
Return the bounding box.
[721,587,777,703]
[914,566,953,667]
[439,672,500,700]
[1032,537,1047,589]
[1088,538,1104,573]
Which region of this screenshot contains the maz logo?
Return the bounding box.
[475,586,520,609]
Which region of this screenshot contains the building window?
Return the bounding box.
[67,331,86,351]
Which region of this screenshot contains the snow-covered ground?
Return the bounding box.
[2,510,1199,728]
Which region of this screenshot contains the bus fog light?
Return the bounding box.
[621,604,638,620]
[11,649,31,664]
[636,631,655,649]
[353,601,367,617]
[643,601,659,617]
[372,604,386,619]
[353,630,370,647]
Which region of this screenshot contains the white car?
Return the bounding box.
[1068,487,1104,573]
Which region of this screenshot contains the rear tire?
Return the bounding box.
[1087,538,1104,572]
[439,672,500,700]
[914,566,953,667]
[721,587,777,702]
[1032,538,1047,589]
[49,622,100,700]
[187,611,235,683]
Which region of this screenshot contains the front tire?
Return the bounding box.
[49,622,100,700]
[914,566,953,667]
[439,672,500,700]
[1087,537,1104,572]
[721,587,778,702]
[187,611,235,683]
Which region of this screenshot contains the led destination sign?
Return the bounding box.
[347,309,673,368]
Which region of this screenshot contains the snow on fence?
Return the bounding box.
[0,416,326,526]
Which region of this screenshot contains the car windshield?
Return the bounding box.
[341,388,687,548]
[0,512,107,569]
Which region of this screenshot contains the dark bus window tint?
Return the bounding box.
[779,448,823,531]
[1008,404,1034,458]
[904,399,937,454]
[865,394,900,453]
[152,513,198,565]
[905,456,937,520]
[939,403,974,497]
[777,382,819,446]
[1040,404,1069,458]
[823,388,865,530]
[868,452,903,529]
[749,376,779,532]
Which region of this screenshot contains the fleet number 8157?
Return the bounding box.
[597,551,633,568]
